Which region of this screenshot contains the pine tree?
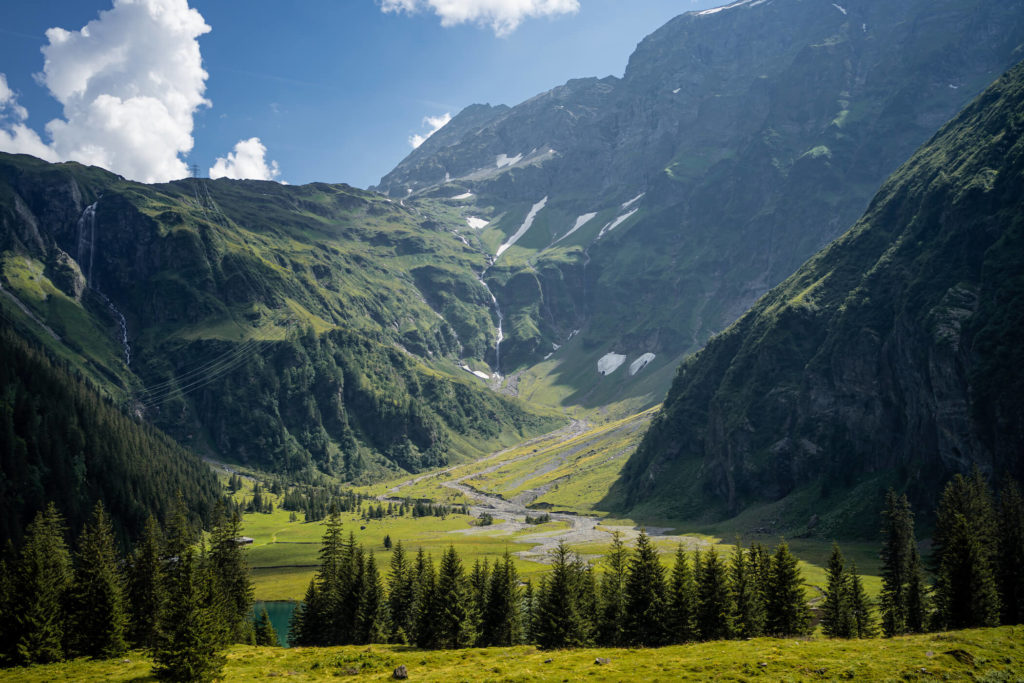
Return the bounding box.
[288,578,322,646]
[596,531,629,646]
[624,530,668,646]
[13,503,72,665]
[253,606,279,646]
[481,551,521,646]
[152,546,225,682]
[666,544,697,643]
[207,501,254,644]
[356,552,387,644]
[387,541,415,643]
[412,550,439,649]
[696,548,731,641]
[533,541,592,648]
[521,579,536,645]
[879,489,912,636]
[846,562,876,638]
[997,478,1024,625]
[821,542,852,638]
[730,543,764,638]
[126,516,165,649]
[434,546,477,648]
[765,541,811,637]
[933,471,1000,629]
[68,501,128,659]
[470,558,491,630]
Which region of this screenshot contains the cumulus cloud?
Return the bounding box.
[0,0,211,183]
[209,137,280,181]
[0,74,58,161]
[409,112,451,149]
[381,0,579,36]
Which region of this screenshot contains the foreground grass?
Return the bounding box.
[3,627,1021,681]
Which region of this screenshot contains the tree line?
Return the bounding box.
[0,496,262,682]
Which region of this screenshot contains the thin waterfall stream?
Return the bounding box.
[75,199,131,366]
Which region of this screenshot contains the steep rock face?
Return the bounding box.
[377,0,1024,402]
[617,60,1024,533]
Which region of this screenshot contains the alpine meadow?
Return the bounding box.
[1,0,1023,681]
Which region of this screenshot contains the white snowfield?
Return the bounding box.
[672,88,681,94]
[696,0,769,16]
[452,192,473,200]
[629,353,656,376]
[832,3,847,15]
[597,208,638,240]
[554,212,597,245]
[472,370,491,380]
[466,216,489,229]
[597,352,627,376]
[496,196,548,258]
[496,153,523,169]
[621,192,645,209]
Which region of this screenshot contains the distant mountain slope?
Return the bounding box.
[0,154,559,481]
[613,59,1024,536]
[378,0,1024,410]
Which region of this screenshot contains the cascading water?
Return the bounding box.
[478,270,503,376]
[75,200,131,366]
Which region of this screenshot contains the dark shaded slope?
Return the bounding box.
[615,60,1024,536]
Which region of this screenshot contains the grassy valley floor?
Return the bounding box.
[4,627,1021,681]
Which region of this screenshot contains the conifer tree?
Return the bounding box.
[879,489,913,636]
[357,552,387,644]
[666,544,697,643]
[253,606,279,646]
[387,541,415,643]
[521,579,536,645]
[821,542,852,638]
[208,501,254,644]
[434,546,476,648]
[765,541,811,637]
[905,543,928,633]
[846,562,876,638]
[470,558,491,629]
[126,516,165,649]
[624,530,667,646]
[152,547,225,683]
[533,541,592,648]
[13,503,72,665]
[596,531,629,646]
[68,501,128,659]
[0,543,14,666]
[696,548,731,641]
[730,543,764,638]
[412,551,439,648]
[997,478,1024,625]
[482,551,521,646]
[288,578,322,646]
[933,471,1000,629]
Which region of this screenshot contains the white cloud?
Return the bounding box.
[409,112,451,149]
[209,137,280,181]
[0,0,211,183]
[381,0,579,36]
[0,74,58,161]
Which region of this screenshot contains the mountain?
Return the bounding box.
[378,0,1024,411]
[0,153,560,482]
[612,59,1024,537]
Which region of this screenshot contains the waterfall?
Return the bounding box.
[76,202,98,283]
[478,272,503,376]
[75,200,131,366]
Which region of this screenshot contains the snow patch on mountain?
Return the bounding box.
[453,192,474,200]
[832,3,847,15]
[629,353,656,376]
[597,208,638,240]
[554,212,597,244]
[598,352,627,376]
[466,216,489,229]
[496,153,523,168]
[622,193,645,209]
[496,196,548,258]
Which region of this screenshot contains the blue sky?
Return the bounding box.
[0,0,716,188]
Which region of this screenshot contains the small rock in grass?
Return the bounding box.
[758,662,768,668]
[595,657,610,665]
[121,659,131,663]
[393,664,409,679]
[925,651,935,658]
[544,658,553,664]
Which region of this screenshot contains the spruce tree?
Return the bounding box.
[932,472,1000,629]
[0,543,15,666]
[253,606,279,646]
[126,515,165,649]
[412,550,439,648]
[288,578,322,646]
[533,541,592,648]
[624,530,667,646]
[152,547,225,682]
[208,502,254,644]
[469,558,491,632]
[905,543,928,633]
[846,562,876,638]
[357,552,387,644]
[68,501,128,659]
[596,531,629,646]
[434,546,476,648]
[879,489,912,636]
[730,543,764,638]
[765,541,811,637]
[13,503,72,665]
[696,549,731,640]
[482,551,521,646]
[387,541,415,643]
[997,478,1024,625]
[521,579,536,644]
[666,544,697,643]
[821,542,852,638]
